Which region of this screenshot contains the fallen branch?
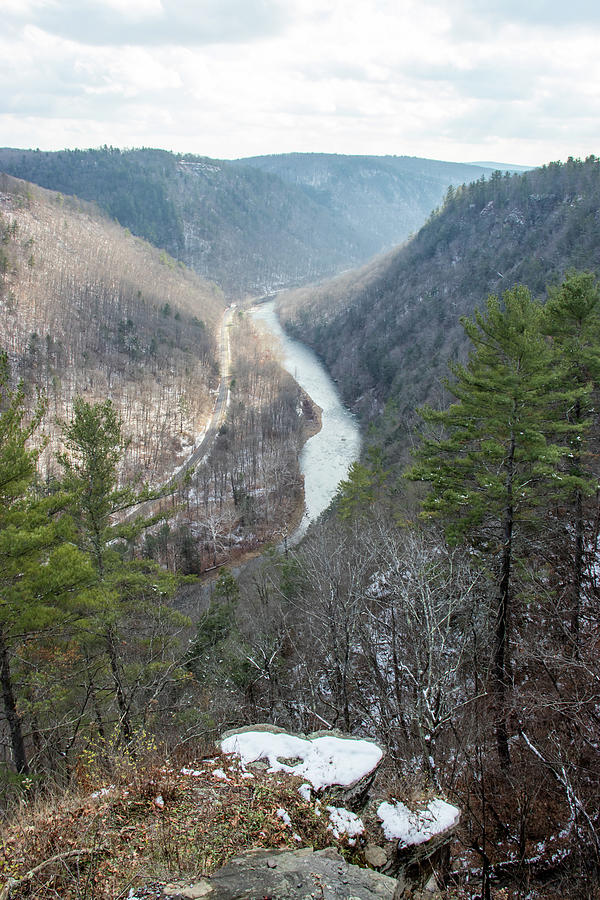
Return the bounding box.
[0,848,98,899]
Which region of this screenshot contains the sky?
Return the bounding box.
[2,0,599,166]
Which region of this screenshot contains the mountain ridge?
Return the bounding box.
[237,152,499,257]
[0,147,501,296]
[277,155,600,450]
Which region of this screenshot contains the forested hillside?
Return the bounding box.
[0,172,224,482]
[238,153,496,257]
[2,152,599,899]
[0,173,315,827]
[0,147,496,296]
[269,162,600,894]
[279,156,600,440]
[251,272,600,899]
[0,148,359,294]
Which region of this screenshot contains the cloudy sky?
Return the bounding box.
[2,0,599,165]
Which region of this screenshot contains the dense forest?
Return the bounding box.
[0,147,496,296]
[279,156,600,449]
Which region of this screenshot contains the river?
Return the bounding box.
[251,300,361,542]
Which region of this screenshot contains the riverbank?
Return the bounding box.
[300,387,323,442]
[277,388,323,545]
[176,326,323,593]
[171,299,360,608]
[251,300,361,536]
[205,385,323,569]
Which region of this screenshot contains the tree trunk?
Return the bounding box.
[572,486,583,657]
[105,629,133,744]
[494,433,515,770]
[570,398,584,658]
[0,628,29,775]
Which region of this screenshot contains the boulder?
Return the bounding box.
[220,725,384,809]
[364,844,388,869]
[161,848,398,899]
[371,796,460,886]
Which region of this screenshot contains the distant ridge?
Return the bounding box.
[0,147,497,295]
[0,147,361,295]
[239,152,495,256]
[470,160,535,172]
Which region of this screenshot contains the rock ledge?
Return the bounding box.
[161,847,398,900]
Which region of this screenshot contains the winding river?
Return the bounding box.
[251,300,361,542]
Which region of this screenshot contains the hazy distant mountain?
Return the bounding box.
[470,160,534,173]
[238,153,494,255]
[0,147,494,296]
[278,157,600,443]
[0,147,367,296]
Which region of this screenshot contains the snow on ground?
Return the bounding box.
[91,785,115,799]
[326,805,364,840]
[377,798,460,846]
[221,730,382,791]
[276,807,292,827]
[298,782,312,801]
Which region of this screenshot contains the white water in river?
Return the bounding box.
[251,300,361,542]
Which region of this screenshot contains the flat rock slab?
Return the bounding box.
[162,848,398,900]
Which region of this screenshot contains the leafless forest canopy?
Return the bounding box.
[0,174,224,482]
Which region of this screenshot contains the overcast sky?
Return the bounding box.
[2,0,599,166]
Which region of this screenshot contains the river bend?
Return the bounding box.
[251,300,361,541]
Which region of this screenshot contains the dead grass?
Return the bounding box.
[0,751,359,899]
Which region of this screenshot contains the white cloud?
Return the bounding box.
[5,0,290,46]
[1,0,598,165]
[457,0,600,28]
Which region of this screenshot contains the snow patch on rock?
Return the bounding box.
[377,798,460,847]
[326,805,364,840]
[221,730,382,792]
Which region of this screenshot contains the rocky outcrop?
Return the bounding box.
[368,796,461,893]
[220,724,384,810]
[160,848,398,899]
[218,726,460,890]
[126,726,458,900]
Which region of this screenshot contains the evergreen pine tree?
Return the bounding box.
[408,285,579,767]
[0,357,92,775]
[58,397,184,745]
[542,270,600,653]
